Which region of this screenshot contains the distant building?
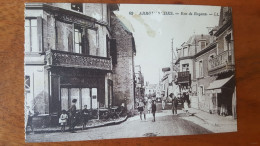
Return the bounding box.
[110,12,136,112]
[134,65,144,106]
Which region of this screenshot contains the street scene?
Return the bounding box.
[24,3,237,142]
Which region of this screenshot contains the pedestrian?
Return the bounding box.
[143,100,147,121]
[137,99,144,120]
[183,100,190,116]
[26,106,34,133]
[59,110,68,132]
[151,100,157,122]
[161,94,166,110]
[147,98,152,114]
[68,99,77,133]
[82,105,90,130]
[170,93,178,115]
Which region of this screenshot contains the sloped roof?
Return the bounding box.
[186,34,210,45]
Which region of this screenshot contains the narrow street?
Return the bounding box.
[26,104,212,142]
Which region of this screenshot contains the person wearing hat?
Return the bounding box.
[68,99,77,132]
[170,93,178,115]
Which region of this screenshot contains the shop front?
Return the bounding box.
[206,75,235,116]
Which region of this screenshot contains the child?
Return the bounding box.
[82,105,90,130]
[59,110,68,132]
[183,100,190,116]
[152,100,156,122]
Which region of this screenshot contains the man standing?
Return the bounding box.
[170,93,178,115]
[68,99,77,132]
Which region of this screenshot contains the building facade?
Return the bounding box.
[110,12,136,112]
[24,3,119,124]
[175,7,236,118]
[134,65,145,106]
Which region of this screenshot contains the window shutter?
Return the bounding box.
[110,39,117,65]
[37,17,43,52]
[196,61,199,78]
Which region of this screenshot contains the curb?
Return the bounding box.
[27,116,128,134]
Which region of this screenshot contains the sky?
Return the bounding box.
[114,4,220,84]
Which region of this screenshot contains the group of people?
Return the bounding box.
[59,99,90,133]
[137,99,157,122]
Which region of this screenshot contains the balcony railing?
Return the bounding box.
[177,71,191,84]
[208,50,235,74]
[45,49,112,71]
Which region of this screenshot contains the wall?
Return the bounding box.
[111,13,135,111]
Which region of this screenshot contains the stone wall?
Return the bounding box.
[110,13,135,112]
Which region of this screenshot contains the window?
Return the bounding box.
[183,47,188,57]
[25,19,38,53]
[199,60,203,77]
[74,26,83,53]
[201,41,206,49]
[200,85,204,96]
[71,3,83,13]
[182,64,189,71]
[25,75,30,90]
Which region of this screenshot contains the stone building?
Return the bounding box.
[110,12,136,112]
[24,3,119,125]
[134,65,145,106]
[175,7,236,118]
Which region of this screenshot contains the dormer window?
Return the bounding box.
[200,41,206,50]
[71,3,83,13]
[183,47,188,57]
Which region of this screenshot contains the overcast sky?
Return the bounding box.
[114,4,220,84]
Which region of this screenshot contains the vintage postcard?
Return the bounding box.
[24,3,237,142]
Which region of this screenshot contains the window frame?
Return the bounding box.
[25,17,42,53]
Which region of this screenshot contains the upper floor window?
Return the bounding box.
[199,85,204,96]
[25,19,38,53]
[183,47,188,56]
[25,75,30,92]
[71,3,83,13]
[201,41,206,49]
[74,26,83,53]
[182,64,189,71]
[199,60,203,77]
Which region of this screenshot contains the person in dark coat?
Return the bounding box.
[68,99,77,132]
[170,93,178,115]
[82,105,90,130]
[151,100,157,122]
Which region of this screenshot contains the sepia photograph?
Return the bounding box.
[24,3,237,143]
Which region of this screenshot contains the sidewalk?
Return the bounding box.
[26,116,128,134]
[183,108,237,133]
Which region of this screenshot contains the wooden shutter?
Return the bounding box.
[37,17,43,52]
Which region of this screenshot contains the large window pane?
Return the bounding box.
[61,88,69,111]
[82,88,91,109]
[70,88,80,109]
[92,88,98,109]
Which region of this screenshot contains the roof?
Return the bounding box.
[186,34,210,45]
[207,75,234,90]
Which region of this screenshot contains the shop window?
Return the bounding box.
[71,3,83,13]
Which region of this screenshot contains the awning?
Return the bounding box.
[207,75,234,90]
